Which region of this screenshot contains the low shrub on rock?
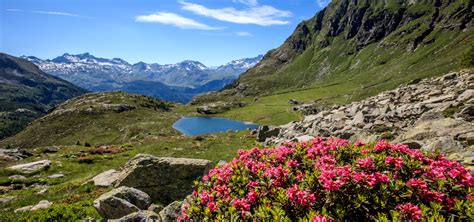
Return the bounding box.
[181,138,473,221]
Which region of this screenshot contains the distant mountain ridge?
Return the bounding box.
[23,53,262,103]
[23,53,263,88]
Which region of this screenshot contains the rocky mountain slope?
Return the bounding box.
[23,53,262,103]
[194,0,473,105]
[0,53,87,140]
[259,69,473,169]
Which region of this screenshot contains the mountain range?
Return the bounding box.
[23,53,263,103]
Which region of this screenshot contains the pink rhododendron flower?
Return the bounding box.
[311,215,332,222]
[397,203,422,221]
[358,157,375,169]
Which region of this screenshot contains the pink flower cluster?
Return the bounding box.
[396,203,422,221]
[182,138,474,221]
[286,184,317,207]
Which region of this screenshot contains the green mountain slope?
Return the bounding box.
[193,0,473,124]
[0,53,88,139]
[0,92,174,149]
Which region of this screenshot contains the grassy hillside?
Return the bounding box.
[0,92,176,149]
[0,92,257,221]
[0,53,87,139]
[193,0,473,125]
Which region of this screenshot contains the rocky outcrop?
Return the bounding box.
[8,160,51,174]
[0,148,32,161]
[115,154,213,204]
[269,70,473,159]
[93,186,151,220]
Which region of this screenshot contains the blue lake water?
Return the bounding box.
[172,116,259,136]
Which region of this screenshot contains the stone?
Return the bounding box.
[8,160,51,174]
[44,146,59,153]
[295,135,315,142]
[463,156,474,165]
[458,105,474,121]
[15,200,52,212]
[115,155,213,204]
[36,188,48,195]
[0,196,14,203]
[92,169,120,187]
[351,111,365,128]
[217,160,227,167]
[402,141,423,149]
[48,173,64,179]
[457,89,473,103]
[148,204,164,214]
[8,175,26,180]
[256,126,280,142]
[159,201,182,222]
[109,211,161,222]
[458,132,474,146]
[94,186,151,220]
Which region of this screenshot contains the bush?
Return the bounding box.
[12,200,100,221]
[182,138,474,221]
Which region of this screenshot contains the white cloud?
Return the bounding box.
[233,0,258,6]
[6,9,78,17]
[32,10,79,17]
[180,1,292,26]
[135,12,221,30]
[6,9,24,12]
[236,31,252,37]
[316,0,331,8]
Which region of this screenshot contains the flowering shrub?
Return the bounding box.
[181,138,474,221]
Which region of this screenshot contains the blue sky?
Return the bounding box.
[1,0,330,66]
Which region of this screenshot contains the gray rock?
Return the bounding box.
[48,173,64,179]
[44,146,59,153]
[92,169,120,187]
[8,160,51,174]
[159,201,182,222]
[8,175,26,180]
[0,196,14,203]
[15,200,52,212]
[94,186,151,220]
[115,155,213,204]
[109,211,161,222]
[295,135,315,142]
[256,126,280,142]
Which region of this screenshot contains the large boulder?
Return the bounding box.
[115,154,213,204]
[8,160,51,174]
[94,186,151,220]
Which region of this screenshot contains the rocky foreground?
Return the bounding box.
[259,70,474,170]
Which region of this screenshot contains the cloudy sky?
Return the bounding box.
[1,0,330,66]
